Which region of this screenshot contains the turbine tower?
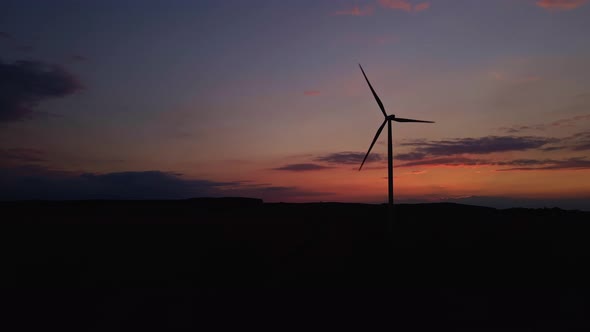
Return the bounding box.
[358,64,434,223]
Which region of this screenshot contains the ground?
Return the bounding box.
[2,198,590,330]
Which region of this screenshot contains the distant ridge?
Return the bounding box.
[0,197,265,210]
[185,197,263,207]
[0,197,587,212]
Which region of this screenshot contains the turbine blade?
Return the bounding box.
[359,64,387,118]
[393,117,435,123]
[359,120,387,171]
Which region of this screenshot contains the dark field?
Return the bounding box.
[2,198,590,331]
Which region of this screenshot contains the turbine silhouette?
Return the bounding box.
[358,64,434,223]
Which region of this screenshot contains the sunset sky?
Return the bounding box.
[1,0,589,209]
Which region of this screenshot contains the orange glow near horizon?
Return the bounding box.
[200,157,590,203]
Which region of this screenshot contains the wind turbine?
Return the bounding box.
[358,64,434,223]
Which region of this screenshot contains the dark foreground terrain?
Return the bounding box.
[2,198,590,331]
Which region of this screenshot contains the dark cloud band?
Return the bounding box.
[315,152,383,165]
[0,169,330,201]
[0,59,82,121]
[400,136,556,157]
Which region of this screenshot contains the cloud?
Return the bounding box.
[16,45,33,52]
[394,132,590,169]
[496,157,590,171]
[0,32,13,40]
[572,143,590,151]
[496,158,558,166]
[395,154,590,171]
[414,2,430,11]
[498,114,590,134]
[378,0,412,11]
[539,130,590,151]
[550,114,590,128]
[378,0,430,12]
[498,125,543,134]
[536,0,588,10]
[375,35,399,45]
[488,71,542,84]
[0,59,82,122]
[400,136,556,157]
[0,148,45,164]
[69,55,88,63]
[333,1,430,17]
[304,90,321,96]
[0,32,34,52]
[395,152,427,161]
[0,169,331,201]
[398,157,490,168]
[0,170,224,200]
[272,163,333,172]
[333,5,375,16]
[315,152,384,165]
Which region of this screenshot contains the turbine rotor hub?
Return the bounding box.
[387,114,396,120]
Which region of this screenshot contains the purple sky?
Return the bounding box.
[1,0,590,209]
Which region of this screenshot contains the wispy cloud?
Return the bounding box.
[396,155,590,171]
[294,133,588,170]
[497,157,590,171]
[375,35,399,45]
[395,131,590,171]
[315,152,384,165]
[68,55,88,63]
[272,163,333,172]
[488,70,542,84]
[395,152,427,161]
[0,148,45,164]
[498,124,545,134]
[0,31,34,52]
[547,130,590,151]
[400,136,556,157]
[304,90,321,96]
[499,114,590,134]
[0,31,14,40]
[536,0,588,11]
[393,130,590,170]
[332,5,375,16]
[333,1,430,16]
[550,114,590,128]
[16,45,33,52]
[398,157,490,168]
[414,2,431,11]
[378,0,430,12]
[378,0,412,11]
[496,158,560,167]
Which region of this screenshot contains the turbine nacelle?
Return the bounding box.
[386,114,396,120]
